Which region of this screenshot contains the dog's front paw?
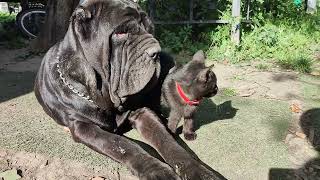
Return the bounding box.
[184,132,197,141]
[178,161,226,180]
[141,165,181,180]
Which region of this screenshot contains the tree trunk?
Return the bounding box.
[31,0,79,51]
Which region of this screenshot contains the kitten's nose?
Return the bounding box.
[214,85,218,92]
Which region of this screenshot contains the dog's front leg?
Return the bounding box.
[70,120,180,180]
[129,108,226,180]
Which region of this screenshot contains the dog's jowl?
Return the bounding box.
[34,0,226,179]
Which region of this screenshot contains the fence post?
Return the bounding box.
[148,0,156,21]
[189,0,194,22]
[306,0,317,14]
[231,0,241,45]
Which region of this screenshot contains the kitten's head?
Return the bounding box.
[175,50,218,100]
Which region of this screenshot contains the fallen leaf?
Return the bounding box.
[295,132,306,139]
[0,169,21,180]
[290,103,302,113]
[63,127,70,134]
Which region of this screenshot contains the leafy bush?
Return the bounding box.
[0,13,15,24]
[0,13,26,49]
[139,0,320,73]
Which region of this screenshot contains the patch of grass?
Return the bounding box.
[220,88,237,97]
[278,56,312,73]
[0,13,26,49]
[0,13,15,24]
[231,75,244,81]
[300,75,320,107]
[255,63,270,71]
[269,118,290,141]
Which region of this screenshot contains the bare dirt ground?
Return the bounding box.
[0,149,137,180]
[0,46,319,180]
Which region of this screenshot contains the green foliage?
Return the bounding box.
[138,0,320,73]
[220,88,237,97]
[278,55,312,73]
[156,25,209,54]
[255,63,270,71]
[0,13,26,49]
[0,13,15,24]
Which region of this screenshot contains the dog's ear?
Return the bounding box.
[192,50,206,63]
[74,6,92,22]
[72,5,99,39]
[140,12,154,34]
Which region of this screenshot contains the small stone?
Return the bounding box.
[0,169,21,180]
[295,132,307,139]
[310,71,320,76]
[0,150,7,157]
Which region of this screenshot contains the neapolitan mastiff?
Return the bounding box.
[34,0,226,179]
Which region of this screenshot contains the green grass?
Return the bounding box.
[255,63,270,71]
[220,88,237,97]
[278,56,312,73]
[0,13,15,24]
[206,20,319,73]
[231,75,245,81]
[155,4,320,74]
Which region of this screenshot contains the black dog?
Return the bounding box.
[161,50,218,141]
[34,0,226,179]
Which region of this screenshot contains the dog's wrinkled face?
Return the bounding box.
[177,50,218,99]
[71,0,161,104]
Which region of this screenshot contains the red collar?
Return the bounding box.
[175,82,201,106]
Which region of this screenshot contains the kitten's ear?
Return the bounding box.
[192,50,206,63]
[197,68,211,82]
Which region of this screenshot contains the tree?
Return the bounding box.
[32,0,79,51]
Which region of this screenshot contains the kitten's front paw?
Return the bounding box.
[184,132,197,141]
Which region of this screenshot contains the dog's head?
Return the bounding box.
[175,50,218,100]
[67,0,161,106]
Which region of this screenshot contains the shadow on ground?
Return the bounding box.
[0,71,36,103]
[269,108,320,180]
[195,99,238,130]
[173,99,238,134]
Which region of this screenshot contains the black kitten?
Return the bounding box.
[161,50,218,141]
